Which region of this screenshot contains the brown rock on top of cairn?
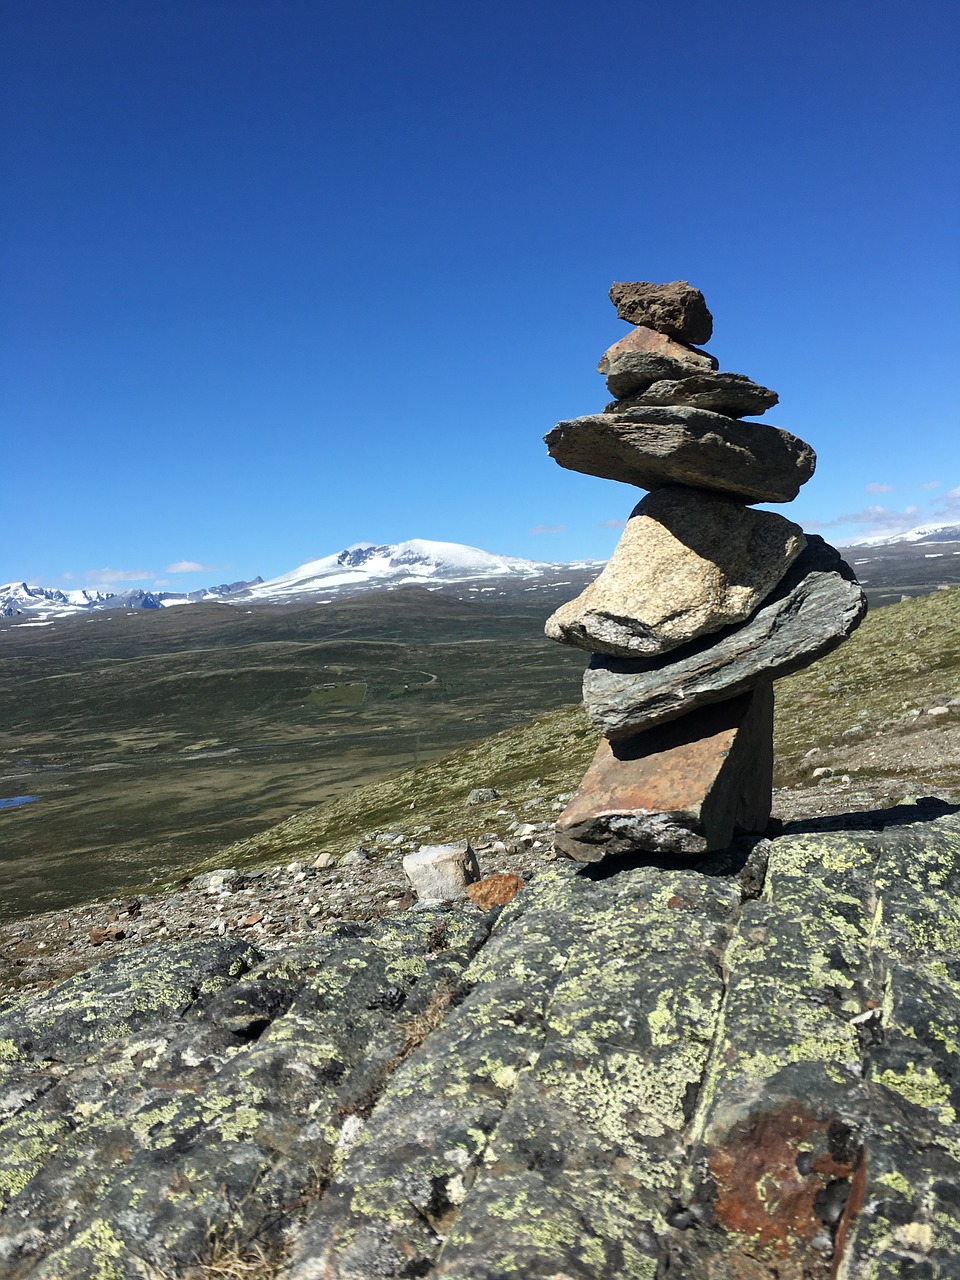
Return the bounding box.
[544,487,806,658]
[605,371,778,420]
[609,280,713,345]
[554,684,773,862]
[545,407,816,504]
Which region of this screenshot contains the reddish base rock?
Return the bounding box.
[555,683,773,862]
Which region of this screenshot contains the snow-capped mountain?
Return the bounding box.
[238,539,593,604]
[849,521,960,548]
[1,541,604,620]
[0,578,263,620]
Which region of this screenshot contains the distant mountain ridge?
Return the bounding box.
[1,540,603,619]
[849,520,960,547]
[0,578,263,619]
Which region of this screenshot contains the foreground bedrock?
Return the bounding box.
[553,684,773,862]
[545,487,805,658]
[544,406,816,503]
[1,813,959,1278]
[584,536,867,741]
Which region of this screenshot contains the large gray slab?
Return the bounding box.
[545,406,816,503]
[583,537,867,740]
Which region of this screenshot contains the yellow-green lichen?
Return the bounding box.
[0,1038,21,1063]
[877,1063,956,1124]
[877,1170,913,1196]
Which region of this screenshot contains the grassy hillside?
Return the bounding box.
[0,589,585,917]
[204,587,960,874]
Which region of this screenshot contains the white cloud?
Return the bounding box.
[528,524,567,535]
[152,579,172,588]
[921,481,940,490]
[599,518,627,530]
[166,560,215,574]
[930,487,960,520]
[84,567,154,585]
[807,505,920,535]
[865,482,893,494]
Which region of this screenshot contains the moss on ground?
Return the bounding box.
[188,588,960,877]
[774,586,960,784]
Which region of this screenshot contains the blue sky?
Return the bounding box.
[3,0,958,592]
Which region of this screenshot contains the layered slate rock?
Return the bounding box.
[608,279,714,344]
[545,487,805,658]
[545,406,816,503]
[554,685,773,861]
[597,326,718,398]
[605,371,779,419]
[2,811,959,1278]
[584,537,867,740]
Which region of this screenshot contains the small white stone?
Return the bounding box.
[402,842,480,901]
[928,706,950,716]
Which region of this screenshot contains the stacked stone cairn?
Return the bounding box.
[545,281,868,862]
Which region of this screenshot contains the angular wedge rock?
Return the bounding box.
[545,406,816,503]
[597,325,718,398]
[554,684,773,862]
[545,486,805,658]
[583,536,867,740]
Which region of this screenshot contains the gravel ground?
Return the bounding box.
[4,774,958,1007]
[0,812,562,1003]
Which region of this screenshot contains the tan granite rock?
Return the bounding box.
[583,537,867,740]
[545,487,806,658]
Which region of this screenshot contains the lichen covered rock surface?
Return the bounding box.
[1,814,959,1278]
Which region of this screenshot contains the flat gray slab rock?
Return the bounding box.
[3,813,960,1278]
[545,406,816,503]
[605,370,779,419]
[605,348,719,398]
[584,536,867,740]
[608,279,714,344]
[545,486,805,658]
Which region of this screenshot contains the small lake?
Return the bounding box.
[0,796,39,810]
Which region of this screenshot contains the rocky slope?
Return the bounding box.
[1,809,960,1278]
